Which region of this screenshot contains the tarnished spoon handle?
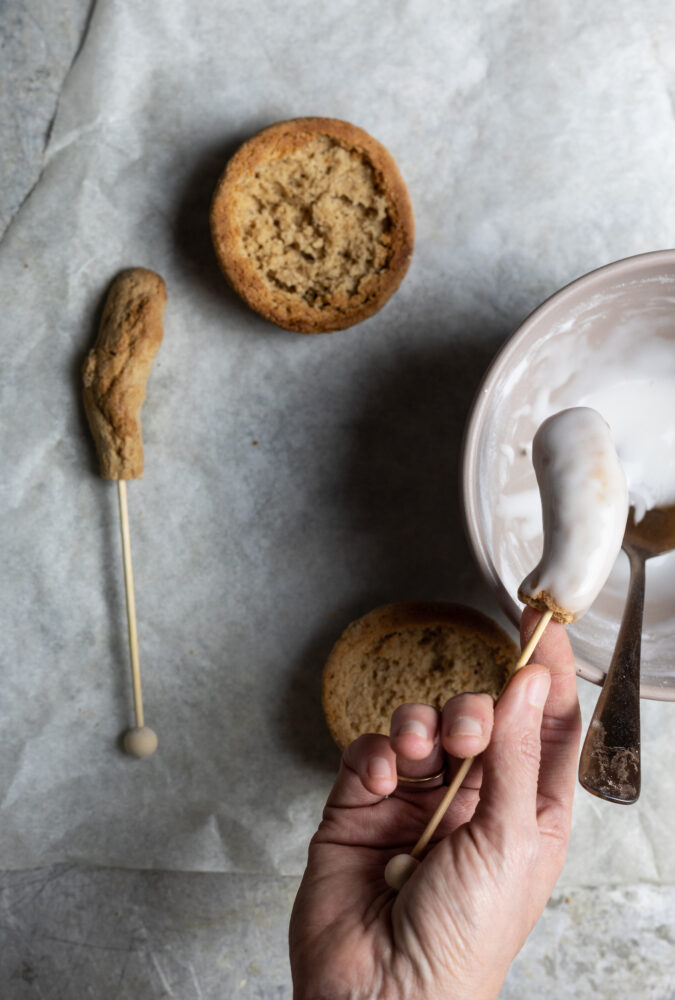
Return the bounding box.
[578,550,645,803]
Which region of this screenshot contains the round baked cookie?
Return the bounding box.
[209,117,414,333]
[322,602,518,750]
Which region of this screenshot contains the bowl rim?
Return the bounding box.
[461,249,675,702]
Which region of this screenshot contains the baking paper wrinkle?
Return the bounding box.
[44,118,108,162]
[3,0,675,884]
[3,12,100,242]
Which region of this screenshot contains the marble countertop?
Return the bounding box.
[3,2,675,996]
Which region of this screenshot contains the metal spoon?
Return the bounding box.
[579,504,675,804]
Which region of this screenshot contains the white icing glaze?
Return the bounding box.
[519,407,628,622]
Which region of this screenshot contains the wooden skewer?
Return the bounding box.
[117,481,143,725]
[117,480,158,759]
[384,609,554,890]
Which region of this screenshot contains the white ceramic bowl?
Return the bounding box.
[462,250,675,700]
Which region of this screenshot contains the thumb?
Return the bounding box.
[473,664,551,842]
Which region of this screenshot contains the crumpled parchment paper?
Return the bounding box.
[3,0,675,884]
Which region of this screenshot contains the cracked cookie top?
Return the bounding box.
[210,118,414,333]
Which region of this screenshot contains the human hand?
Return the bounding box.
[289,609,582,1000]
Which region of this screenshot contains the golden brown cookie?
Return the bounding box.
[82,268,166,479]
[322,602,518,750]
[210,117,414,333]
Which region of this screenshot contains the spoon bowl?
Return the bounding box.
[624,505,675,555]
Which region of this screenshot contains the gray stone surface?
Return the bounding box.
[1,867,298,999]
[507,884,675,1000]
[2,868,675,999]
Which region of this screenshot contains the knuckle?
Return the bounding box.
[538,800,573,851]
[390,703,412,723]
[343,732,384,770]
[491,727,541,767]
[541,829,570,865]
[344,733,370,759]
[516,728,542,766]
[492,819,539,871]
[516,829,541,870]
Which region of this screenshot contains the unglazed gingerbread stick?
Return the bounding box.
[82,267,166,758]
[384,610,553,891]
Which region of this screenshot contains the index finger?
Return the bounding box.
[520,607,582,822]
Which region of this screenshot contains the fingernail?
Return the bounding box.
[368,756,392,779]
[396,719,428,740]
[527,671,551,709]
[448,716,483,738]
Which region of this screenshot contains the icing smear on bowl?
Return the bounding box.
[579,378,675,522]
[464,255,675,694]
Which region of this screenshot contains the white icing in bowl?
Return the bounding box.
[462,250,675,699]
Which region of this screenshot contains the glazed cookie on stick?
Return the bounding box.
[83,268,166,758]
[518,407,629,623]
[386,408,627,891]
